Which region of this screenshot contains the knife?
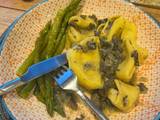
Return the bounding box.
[0,53,67,95]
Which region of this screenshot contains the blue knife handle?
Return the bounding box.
[21,53,67,82]
[0,54,67,95]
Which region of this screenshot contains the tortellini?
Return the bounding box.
[116,39,136,82]
[121,21,148,65]
[107,16,125,42]
[65,15,97,47]
[107,80,140,112]
[67,36,104,89]
[66,15,148,114]
[137,47,148,65]
[97,16,124,40]
[99,17,148,82]
[116,20,148,82]
[69,15,97,29]
[67,26,94,43]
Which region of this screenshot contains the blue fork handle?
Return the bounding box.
[0,78,24,95]
[76,90,109,120]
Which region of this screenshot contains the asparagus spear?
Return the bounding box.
[16,0,82,117]
[40,0,82,116]
[35,77,46,99]
[34,82,46,104]
[34,20,52,62]
[44,75,54,117]
[65,0,81,13]
[42,10,66,58]
[16,21,51,76]
[43,0,81,58]
[17,80,36,99]
[54,35,66,55]
[35,10,67,111]
[43,0,81,116]
[16,21,52,98]
[16,50,36,76]
[54,8,80,55]
[34,0,81,113]
[53,86,66,117]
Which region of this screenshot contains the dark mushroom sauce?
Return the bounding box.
[91,36,124,110]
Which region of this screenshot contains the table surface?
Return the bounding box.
[0,0,160,36]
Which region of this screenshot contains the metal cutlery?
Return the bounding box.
[0,53,67,95]
[0,53,109,120]
[51,66,109,120]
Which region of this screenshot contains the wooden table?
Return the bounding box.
[0,0,160,36]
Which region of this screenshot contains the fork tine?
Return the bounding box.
[59,68,65,74]
[48,73,56,79]
[61,65,68,71]
[49,66,109,120]
[49,72,60,80]
[49,66,69,81]
[55,69,73,86]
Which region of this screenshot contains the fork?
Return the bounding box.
[51,66,109,120]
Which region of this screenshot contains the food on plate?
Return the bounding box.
[16,0,81,116]
[16,0,148,118]
[67,36,104,89]
[107,80,140,112]
[116,39,136,82]
[106,16,125,42]
[66,15,96,48]
[116,20,148,82]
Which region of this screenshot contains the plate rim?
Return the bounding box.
[0,0,159,120]
[0,0,48,120]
